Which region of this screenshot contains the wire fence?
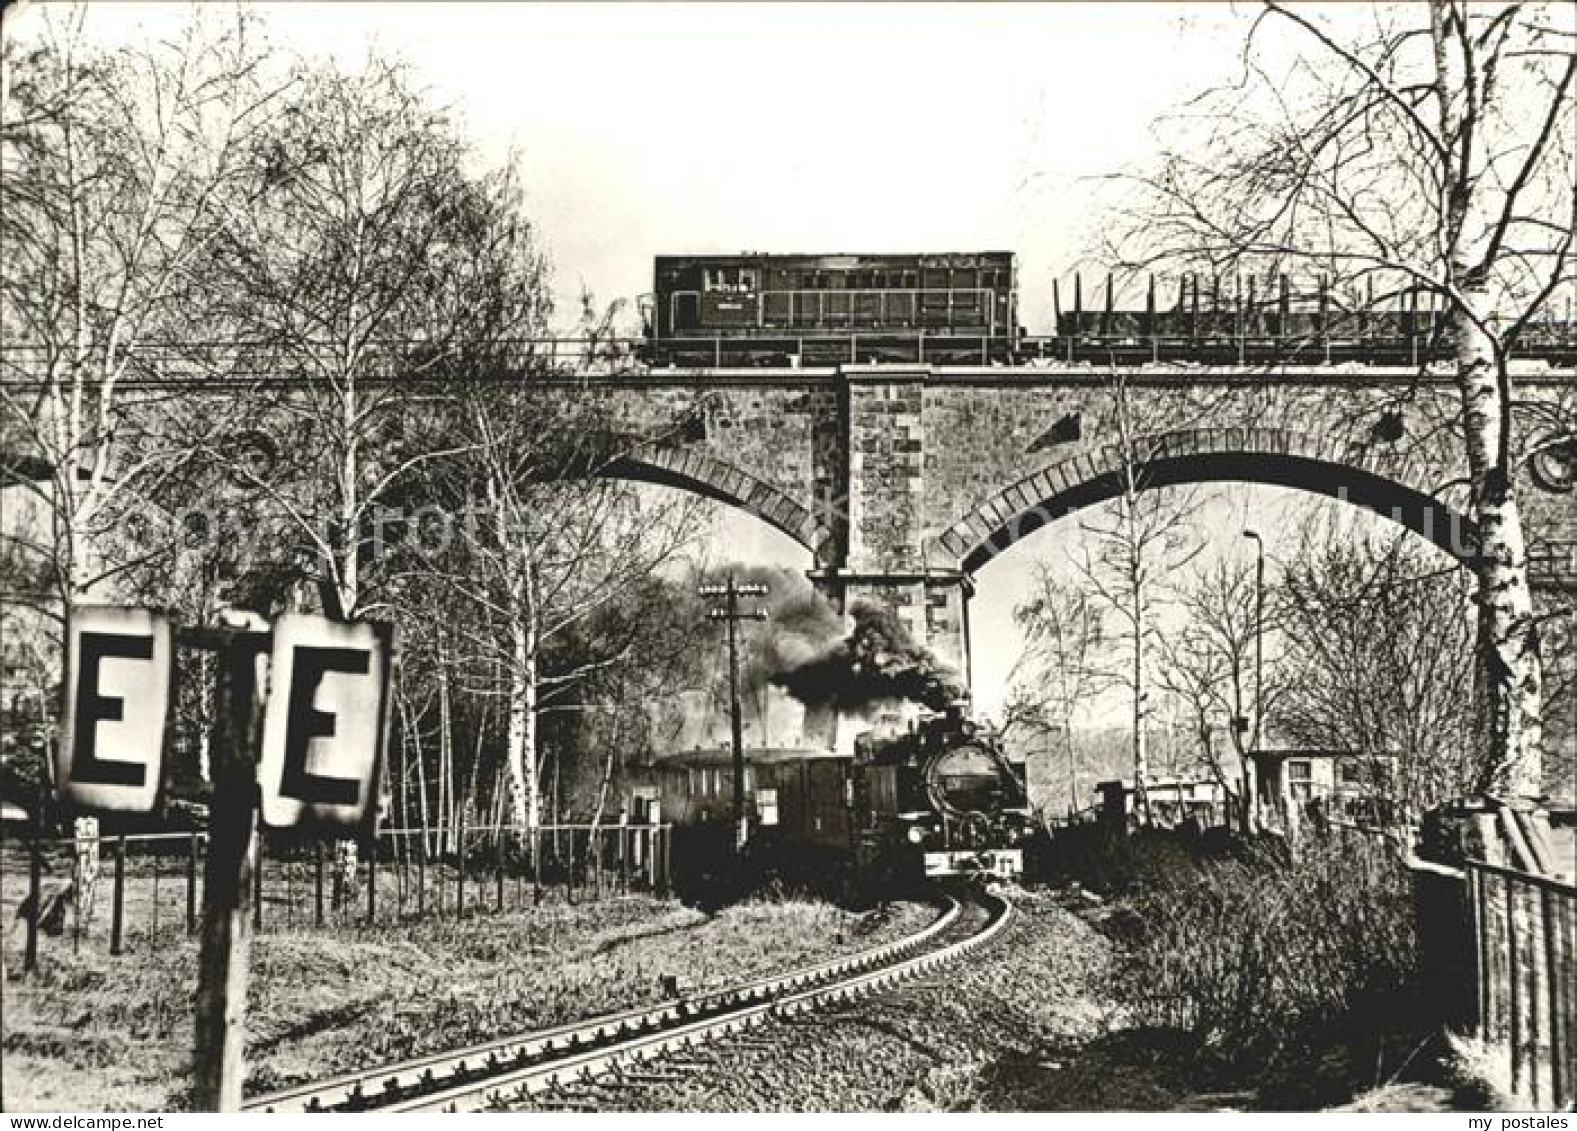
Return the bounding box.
[2,821,671,966]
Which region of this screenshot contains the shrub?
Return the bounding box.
[1113,833,1417,1068]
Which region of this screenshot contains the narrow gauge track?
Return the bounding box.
[246,887,1011,1114]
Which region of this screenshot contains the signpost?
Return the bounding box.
[257,615,394,832]
[56,606,174,813]
[55,605,394,1111]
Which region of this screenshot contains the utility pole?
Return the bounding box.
[700,576,768,852]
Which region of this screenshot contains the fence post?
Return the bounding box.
[187,833,200,935]
[1543,886,1562,1109]
[417,832,427,920]
[24,833,42,972]
[495,830,505,913]
[150,839,161,937]
[532,825,542,906]
[251,836,264,932]
[567,830,577,906]
[1508,877,1522,1098]
[366,842,377,926]
[1473,866,1489,1035]
[314,841,325,928]
[110,835,127,956]
[455,819,466,921]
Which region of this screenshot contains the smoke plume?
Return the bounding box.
[770,601,964,714]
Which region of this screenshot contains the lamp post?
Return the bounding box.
[1242,529,1265,833]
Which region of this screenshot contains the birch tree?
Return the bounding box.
[1,8,281,913]
[1158,556,1286,830]
[421,389,704,841]
[1277,526,1479,811]
[1113,1,1576,793]
[203,52,554,894]
[1008,563,1110,818]
[1072,374,1208,822]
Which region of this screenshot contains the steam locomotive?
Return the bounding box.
[628,706,1035,896]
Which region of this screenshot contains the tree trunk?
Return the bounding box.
[1450,289,1544,795]
[503,616,543,838]
[328,378,364,900]
[437,650,454,856]
[1130,530,1151,824]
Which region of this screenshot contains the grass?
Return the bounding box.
[3,892,931,1112]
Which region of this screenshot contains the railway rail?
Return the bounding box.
[245,886,1011,1114]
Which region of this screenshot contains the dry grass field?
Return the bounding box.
[2,893,931,1111]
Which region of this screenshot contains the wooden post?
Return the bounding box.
[417,832,426,919]
[251,835,263,932]
[191,630,268,1113]
[1543,886,1562,1109]
[24,829,41,973]
[313,840,325,927]
[366,841,377,925]
[455,812,466,921]
[150,838,161,937]
[1145,275,1157,360]
[110,834,126,956]
[1318,275,1330,361]
[1508,877,1522,1096]
[186,832,199,935]
[495,829,505,913]
[1408,286,1420,366]
[531,825,542,906]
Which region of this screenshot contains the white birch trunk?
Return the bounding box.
[1450,290,1544,795]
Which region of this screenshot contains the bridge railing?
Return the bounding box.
[1465,859,1577,1109]
[6,325,1576,384]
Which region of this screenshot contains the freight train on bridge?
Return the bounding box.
[640,251,1577,369]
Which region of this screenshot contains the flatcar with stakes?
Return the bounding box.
[641,251,1021,367]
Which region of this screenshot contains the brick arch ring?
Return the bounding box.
[606,445,838,565]
[935,426,1481,574]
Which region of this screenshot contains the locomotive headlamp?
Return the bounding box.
[907,826,926,844]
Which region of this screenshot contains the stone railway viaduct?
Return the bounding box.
[6,357,1574,778]
[530,361,1577,779]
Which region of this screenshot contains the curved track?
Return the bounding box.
[246,887,1011,1114]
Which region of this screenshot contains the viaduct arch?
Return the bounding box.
[939,426,1479,574]
[556,363,1574,784]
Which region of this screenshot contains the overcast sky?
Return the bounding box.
[16,1,1417,725]
[45,0,1266,329]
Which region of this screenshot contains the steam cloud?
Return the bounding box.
[769,600,964,714]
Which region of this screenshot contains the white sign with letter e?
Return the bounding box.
[256,614,393,831]
[57,605,174,813]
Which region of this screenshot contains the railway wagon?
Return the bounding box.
[630,708,1035,897]
[644,251,1021,366]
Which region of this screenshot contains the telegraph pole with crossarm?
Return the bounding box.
[699,577,768,851]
